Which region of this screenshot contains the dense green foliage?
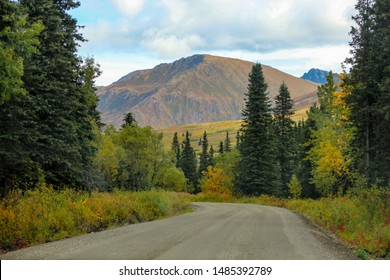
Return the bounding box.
[179,131,199,192]
[199,131,211,176]
[0,0,100,195]
[171,132,181,168]
[0,0,43,105]
[235,63,279,196]
[224,131,231,153]
[95,125,186,192]
[294,110,319,198]
[346,0,390,186]
[273,82,296,196]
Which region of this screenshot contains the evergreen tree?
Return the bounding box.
[0,0,43,105]
[236,131,241,149]
[122,112,137,128]
[295,107,319,198]
[273,82,296,196]
[219,141,224,154]
[18,0,99,189]
[81,57,102,128]
[370,0,390,186]
[235,63,279,196]
[346,0,390,186]
[224,131,231,153]
[180,131,199,191]
[209,145,215,167]
[171,132,181,168]
[199,131,210,176]
[0,0,44,195]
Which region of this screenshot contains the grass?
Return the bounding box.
[0,186,191,251]
[158,111,308,152]
[158,120,242,153]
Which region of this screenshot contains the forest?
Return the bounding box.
[0,0,389,258]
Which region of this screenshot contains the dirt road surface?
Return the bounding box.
[1,202,356,259]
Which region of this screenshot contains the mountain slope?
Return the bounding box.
[98,54,318,129]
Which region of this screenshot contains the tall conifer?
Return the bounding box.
[274,82,295,196]
[199,131,210,176]
[0,0,44,195]
[346,0,390,186]
[219,141,224,154]
[235,63,279,196]
[171,132,181,168]
[18,0,99,189]
[180,131,198,191]
[225,131,231,153]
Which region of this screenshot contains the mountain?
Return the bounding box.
[97,54,318,129]
[301,68,339,84]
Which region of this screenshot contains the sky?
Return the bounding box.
[70,0,357,86]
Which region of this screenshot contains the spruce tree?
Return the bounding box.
[224,131,231,153]
[18,0,99,189]
[0,0,44,195]
[295,106,319,198]
[235,63,279,196]
[81,57,102,127]
[219,141,224,154]
[209,145,215,167]
[199,131,210,176]
[171,132,181,168]
[371,0,390,186]
[0,0,43,105]
[180,131,198,191]
[122,112,137,128]
[273,82,296,196]
[236,131,241,149]
[346,0,390,185]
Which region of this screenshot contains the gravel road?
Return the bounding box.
[0,202,357,260]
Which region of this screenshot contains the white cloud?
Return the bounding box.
[141,29,204,58]
[210,45,350,76]
[75,0,358,84]
[112,0,145,16]
[88,52,171,86]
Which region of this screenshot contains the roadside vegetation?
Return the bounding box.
[0,186,190,251]
[0,0,389,261]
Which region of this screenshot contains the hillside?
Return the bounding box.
[159,108,308,153]
[98,54,318,129]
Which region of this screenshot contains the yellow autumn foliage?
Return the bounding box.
[0,186,190,251]
[307,72,354,196]
[200,166,233,196]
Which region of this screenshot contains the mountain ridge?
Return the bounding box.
[301,68,339,84]
[97,54,318,129]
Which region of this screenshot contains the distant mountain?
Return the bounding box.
[97,54,318,129]
[301,68,339,84]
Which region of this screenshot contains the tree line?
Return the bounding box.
[0,0,186,196]
[1,0,389,198]
[0,0,102,196]
[172,0,389,197]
